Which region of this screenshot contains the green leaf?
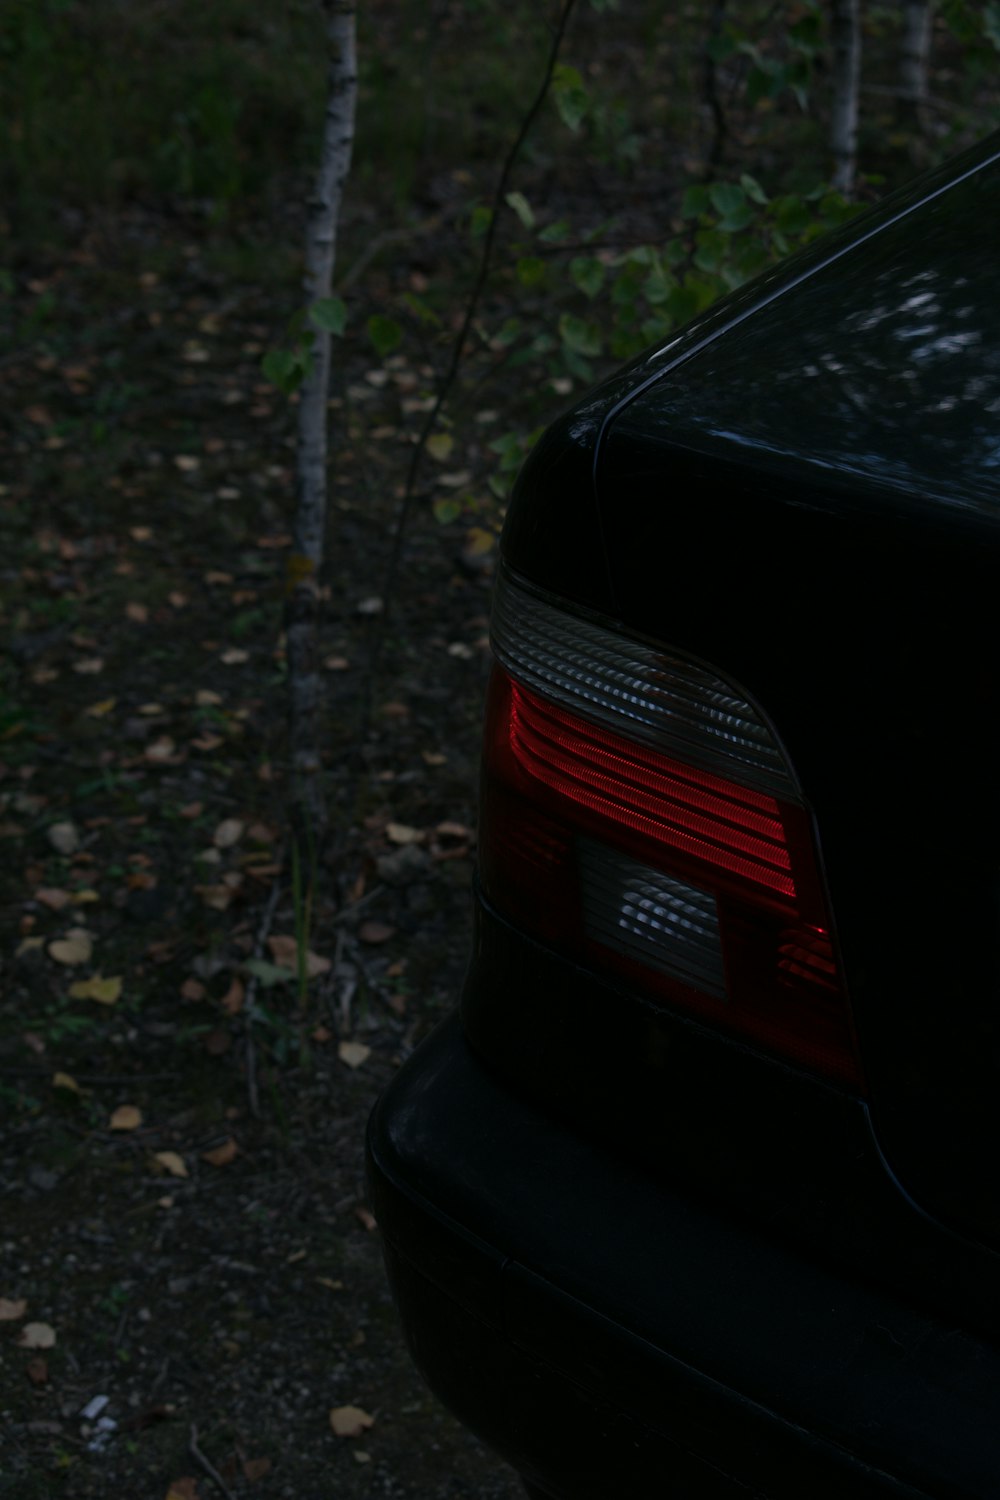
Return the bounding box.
[311,295,347,335]
[261,348,308,394]
[708,182,753,232]
[470,204,493,239]
[773,193,811,237]
[558,313,603,357]
[693,228,729,274]
[984,1,1000,49]
[516,256,547,288]
[680,184,710,219]
[367,314,403,357]
[432,496,461,525]
[539,219,571,243]
[402,291,441,326]
[505,191,535,230]
[569,255,606,299]
[644,259,676,306]
[552,63,589,132]
[739,172,769,206]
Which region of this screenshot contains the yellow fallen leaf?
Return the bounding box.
[426,431,454,461]
[386,822,424,845]
[144,737,176,762]
[338,1041,371,1070]
[109,1104,143,1131]
[213,818,245,849]
[52,1072,81,1094]
[16,937,45,957]
[220,648,249,665]
[329,1405,375,1438]
[202,1138,238,1167]
[85,697,117,719]
[69,975,122,1005]
[72,888,100,904]
[464,526,495,557]
[17,1322,56,1349]
[49,929,93,966]
[0,1297,27,1321]
[195,689,222,707]
[153,1151,189,1179]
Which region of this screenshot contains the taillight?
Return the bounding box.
[481,567,864,1090]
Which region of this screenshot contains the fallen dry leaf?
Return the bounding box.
[35,887,71,911]
[52,1072,81,1094]
[109,1104,143,1132]
[213,818,244,849]
[338,1041,371,1070]
[436,820,471,840]
[85,698,117,719]
[165,1479,202,1500]
[329,1405,375,1438]
[267,936,331,976]
[153,1151,188,1179]
[47,821,80,855]
[386,822,424,845]
[0,1297,27,1321]
[144,737,176,763]
[180,977,207,1003]
[202,1028,232,1056]
[202,1138,238,1168]
[219,977,245,1016]
[126,601,149,623]
[69,975,122,1005]
[17,1322,56,1350]
[73,656,105,675]
[220,647,248,665]
[358,921,395,945]
[311,1024,333,1044]
[241,1456,272,1484]
[49,928,93,966]
[355,1206,377,1232]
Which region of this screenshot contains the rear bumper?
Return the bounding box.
[367,1015,1000,1500]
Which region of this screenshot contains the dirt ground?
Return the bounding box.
[0,210,525,1499]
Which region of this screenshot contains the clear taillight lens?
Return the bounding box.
[481,568,864,1090]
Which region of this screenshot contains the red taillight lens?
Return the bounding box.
[481,571,864,1091]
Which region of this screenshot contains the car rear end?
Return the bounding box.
[367,132,1000,1499]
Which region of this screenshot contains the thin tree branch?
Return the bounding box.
[357,0,581,749]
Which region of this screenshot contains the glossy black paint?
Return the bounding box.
[369,1016,1000,1499]
[370,131,1000,1498]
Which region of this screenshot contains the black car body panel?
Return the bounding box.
[369,1015,1000,1499]
[369,131,1000,1497]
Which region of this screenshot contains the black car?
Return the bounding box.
[367,131,1000,1500]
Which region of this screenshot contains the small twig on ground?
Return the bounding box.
[189,1424,238,1500]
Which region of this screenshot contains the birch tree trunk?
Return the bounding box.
[899,0,933,127]
[287,0,357,834]
[830,0,862,195]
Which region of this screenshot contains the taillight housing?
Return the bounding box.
[481,567,864,1090]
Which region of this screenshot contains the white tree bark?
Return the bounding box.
[288,0,357,832]
[830,0,862,195]
[899,0,933,125]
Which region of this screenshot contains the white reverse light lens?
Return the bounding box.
[491,565,793,798]
[578,839,727,999]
